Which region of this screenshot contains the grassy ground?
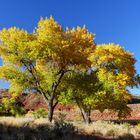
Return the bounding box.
[1,117,140,140]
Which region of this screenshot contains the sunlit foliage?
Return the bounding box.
[0,17,95,121]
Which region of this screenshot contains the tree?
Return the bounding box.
[60,44,139,124]
[60,70,104,124]
[89,44,139,88]
[1,96,25,116]
[0,17,95,122]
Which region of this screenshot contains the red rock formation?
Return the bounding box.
[1,89,140,121]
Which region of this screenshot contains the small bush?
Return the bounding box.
[52,112,78,138]
[105,128,117,137]
[32,108,48,119]
[10,106,25,117]
[58,112,66,122]
[118,133,135,140]
[136,123,140,129]
[0,102,25,117]
[122,123,131,129]
[52,121,77,136]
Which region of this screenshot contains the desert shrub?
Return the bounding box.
[121,123,131,129]
[32,108,48,119]
[118,133,135,140]
[91,121,118,136]
[57,112,66,122]
[134,123,140,136]
[51,113,78,138]
[1,96,25,117]
[0,104,25,117]
[81,121,137,138]
[105,128,117,137]
[10,106,25,117]
[52,121,77,136]
[0,104,5,115]
[136,123,140,129]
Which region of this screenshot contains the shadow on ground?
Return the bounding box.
[0,123,114,140]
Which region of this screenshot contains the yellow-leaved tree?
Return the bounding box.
[0,17,95,122]
[88,44,140,118]
[0,17,139,123]
[60,44,140,124]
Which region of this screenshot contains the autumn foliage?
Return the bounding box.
[0,17,139,123]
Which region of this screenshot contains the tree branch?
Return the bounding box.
[20,59,49,100]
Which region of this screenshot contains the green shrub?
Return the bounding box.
[0,96,25,117]
[136,123,140,129]
[122,123,131,128]
[32,108,48,119]
[0,103,25,117]
[0,104,5,115]
[10,106,25,117]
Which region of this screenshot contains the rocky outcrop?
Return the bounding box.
[1,89,140,121]
[0,89,74,112]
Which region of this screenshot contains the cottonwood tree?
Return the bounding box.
[89,44,140,88]
[60,44,139,124]
[0,17,95,122]
[60,70,104,124]
[91,44,140,120]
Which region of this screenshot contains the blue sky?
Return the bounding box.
[0,0,139,94]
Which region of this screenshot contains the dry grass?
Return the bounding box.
[76,121,139,138]
[1,117,140,140]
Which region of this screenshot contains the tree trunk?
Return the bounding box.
[79,107,91,124]
[48,102,54,122]
[47,99,58,122]
[47,70,64,122]
[84,110,91,124]
[79,106,86,122]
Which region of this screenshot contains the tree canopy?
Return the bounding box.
[0,17,95,122]
[60,44,139,123]
[0,17,139,123]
